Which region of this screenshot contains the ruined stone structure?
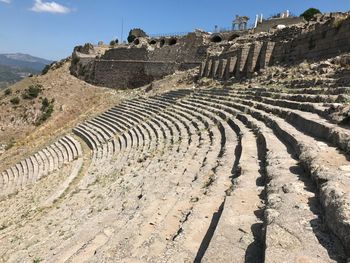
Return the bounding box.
[1,84,349,262]
[253,10,305,33]
[71,13,350,91]
[254,16,304,33]
[69,15,305,90]
[200,13,350,80]
[226,11,304,34]
[128,28,148,39]
[232,15,250,30]
[231,11,304,33]
[71,32,209,89]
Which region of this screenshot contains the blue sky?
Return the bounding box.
[0,0,349,60]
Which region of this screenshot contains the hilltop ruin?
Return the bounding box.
[202,12,350,82]
[70,32,210,89]
[71,11,350,92]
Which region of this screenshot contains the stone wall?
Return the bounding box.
[199,41,275,80]
[71,32,209,89]
[200,14,350,81]
[101,48,148,61]
[255,17,305,33]
[93,61,152,89]
[93,59,198,89]
[271,16,350,64]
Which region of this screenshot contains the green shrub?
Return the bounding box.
[300,8,321,21]
[22,85,42,100]
[10,97,20,105]
[28,85,42,98]
[41,97,49,109]
[33,258,42,263]
[40,105,53,121]
[127,34,136,43]
[72,56,80,65]
[36,97,54,125]
[109,40,116,46]
[5,139,15,150]
[41,64,51,75]
[4,89,11,96]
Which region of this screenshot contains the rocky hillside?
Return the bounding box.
[0,60,126,173]
[0,61,195,178]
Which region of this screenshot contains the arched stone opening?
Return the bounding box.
[133,38,140,45]
[149,39,157,45]
[168,37,177,46]
[211,34,222,43]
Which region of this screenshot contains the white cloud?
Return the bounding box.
[0,0,11,4]
[30,0,71,14]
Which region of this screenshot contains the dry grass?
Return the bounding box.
[0,62,137,171]
[0,62,200,172]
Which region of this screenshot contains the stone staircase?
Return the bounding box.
[0,135,82,197]
[0,85,349,262]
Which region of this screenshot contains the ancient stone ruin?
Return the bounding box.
[1,10,350,263]
[70,31,209,89]
[232,15,250,30]
[201,12,350,85]
[254,10,305,33]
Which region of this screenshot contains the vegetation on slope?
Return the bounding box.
[0,60,125,173]
[300,8,321,21]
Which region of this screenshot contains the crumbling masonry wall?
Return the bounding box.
[93,60,177,88]
[71,33,209,89]
[271,16,350,63]
[200,14,350,80]
[255,17,304,33]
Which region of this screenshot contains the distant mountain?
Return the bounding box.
[0,53,53,89]
[0,53,53,72]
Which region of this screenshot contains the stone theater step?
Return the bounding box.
[0,135,82,197]
[1,84,349,262]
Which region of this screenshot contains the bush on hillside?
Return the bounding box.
[5,138,15,150]
[4,88,11,96]
[10,97,20,105]
[127,34,136,43]
[41,64,51,75]
[300,8,321,21]
[36,97,54,125]
[72,56,80,66]
[22,84,42,100]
